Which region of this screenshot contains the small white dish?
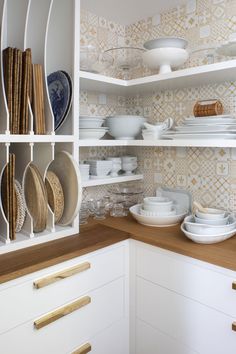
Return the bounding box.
[143,196,173,212]
[79,116,105,129]
[79,128,108,140]
[143,47,189,74]
[184,215,236,235]
[181,223,236,244]
[194,215,229,225]
[195,208,226,220]
[143,37,188,50]
[130,204,187,227]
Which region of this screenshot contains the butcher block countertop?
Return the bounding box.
[1,215,236,284]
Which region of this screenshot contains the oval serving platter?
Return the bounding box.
[45,170,64,224]
[47,71,72,131]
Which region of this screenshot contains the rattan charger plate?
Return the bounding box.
[23,163,48,233]
[45,171,64,224]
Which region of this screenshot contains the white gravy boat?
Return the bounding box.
[143,118,173,138]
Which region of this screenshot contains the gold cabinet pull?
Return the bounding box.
[72,343,92,354]
[232,282,236,290]
[33,262,91,289]
[34,296,91,330]
[232,322,236,331]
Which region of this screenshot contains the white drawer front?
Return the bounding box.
[136,244,236,317]
[0,277,125,354]
[0,245,125,335]
[136,277,236,354]
[69,319,129,354]
[136,319,198,354]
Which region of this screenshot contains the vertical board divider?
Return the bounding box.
[17,143,34,238]
[44,0,54,134]
[24,0,54,135]
[0,0,9,134]
[33,142,55,232]
[0,143,10,243]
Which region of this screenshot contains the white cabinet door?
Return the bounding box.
[136,319,199,354]
[136,242,236,317]
[136,277,236,354]
[0,277,125,354]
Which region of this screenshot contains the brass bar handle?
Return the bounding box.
[34,296,91,330]
[33,262,91,289]
[232,322,236,332]
[232,282,236,290]
[71,343,92,354]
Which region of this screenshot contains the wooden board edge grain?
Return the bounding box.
[0,223,130,284]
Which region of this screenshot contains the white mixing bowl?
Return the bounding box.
[106,115,145,140]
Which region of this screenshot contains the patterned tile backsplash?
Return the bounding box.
[80,0,236,211]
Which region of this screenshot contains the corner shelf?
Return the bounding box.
[79,139,236,148]
[80,59,236,94]
[82,174,143,187]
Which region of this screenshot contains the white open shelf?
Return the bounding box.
[79,139,236,148]
[82,174,143,187]
[80,59,236,94]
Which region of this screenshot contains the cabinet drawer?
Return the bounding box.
[69,319,129,354]
[136,243,236,317]
[137,277,236,354]
[136,319,198,354]
[0,277,125,354]
[0,244,125,335]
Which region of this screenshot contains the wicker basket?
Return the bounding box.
[193,99,224,117]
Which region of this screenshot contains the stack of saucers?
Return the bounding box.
[79,116,108,140]
[86,160,113,179]
[181,208,236,244]
[129,196,188,227]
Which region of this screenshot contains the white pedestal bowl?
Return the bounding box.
[143,47,189,74]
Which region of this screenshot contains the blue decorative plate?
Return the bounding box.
[47,71,72,131]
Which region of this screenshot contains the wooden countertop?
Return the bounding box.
[1,215,236,284]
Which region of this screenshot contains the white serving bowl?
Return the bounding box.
[130,204,187,227]
[143,197,173,212]
[143,47,189,74]
[143,37,188,50]
[181,223,236,244]
[184,215,236,235]
[106,115,145,140]
[194,215,229,225]
[79,128,108,140]
[195,208,226,220]
[79,116,105,128]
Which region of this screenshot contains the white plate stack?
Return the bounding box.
[163,115,236,140]
[86,160,113,179]
[181,208,236,243]
[79,116,108,140]
[129,196,188,227]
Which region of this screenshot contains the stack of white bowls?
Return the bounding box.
[79,164,90,182]
[142,37,189,74]
[79,116,108,140]
[129,196,188,227]
[106,157,122,177]
[121,156,138,175]
[181,208,236,244]
[86,160,113,179]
